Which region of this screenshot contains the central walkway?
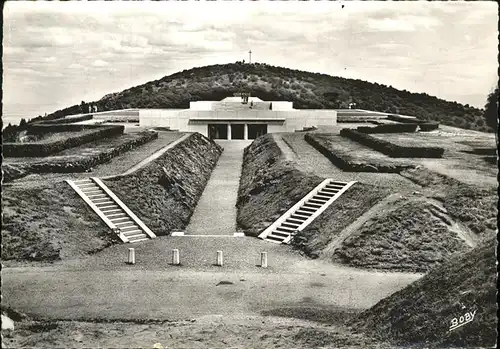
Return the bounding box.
[186,140,252,235]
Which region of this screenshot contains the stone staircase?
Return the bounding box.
[66,177,156,243]
[258,179,357,244]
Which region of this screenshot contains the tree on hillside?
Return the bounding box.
[483,86,498,131]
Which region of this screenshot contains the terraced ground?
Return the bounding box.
[4,130,185,186]
[369,129,497,188]
[277,133,419,190]
[2,125,496,348]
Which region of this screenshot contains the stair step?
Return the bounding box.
[265,234,286,242]
[295,210,313,216]
[80,184,99,189]
[112,217,133,223]
[300,205,317,210]
[78,183,98,188]
[314,194,332,200]
[311,194,329,200]
[301,205,319,211]
[326,183,345,188]
[82,189,102,195]
[319,190,336,196]
[286,218,305,225]
[272,231,290,238]
[304,202,322,208]
[114,224,135,230]
[120,225,140,232]
[320,188,338,193]
[88,194,107,199]
[325,187,343,192]
[122,229,143,236]
[105,212,126,218]
[93,197,112,203]
[282,222,300,229]
[290,214,309,221]
[309,199,326,205]
[95,202,115,208]
[100,206,120,212]
[330,181,348,186]
[276,226,296,233]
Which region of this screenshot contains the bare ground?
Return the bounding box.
[2,315,433,349]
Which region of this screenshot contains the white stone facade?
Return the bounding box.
[139,97,337,140]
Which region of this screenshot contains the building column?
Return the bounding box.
[244,124,248,140]
[227,124,232,140]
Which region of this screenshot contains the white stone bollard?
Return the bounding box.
[172,249,180,265]
[128,248,135,264]
[260,252,268,268]
[216,251,224,266]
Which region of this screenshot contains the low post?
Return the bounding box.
[260,252,268,268]
[128,248,135,265]
[172,249,180,265]
[216,251,224,266]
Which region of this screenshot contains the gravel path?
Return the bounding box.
[277,133,420,190]
[186,140,252,235]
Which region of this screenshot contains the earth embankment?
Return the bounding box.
[236,134,388,248]
[1,132,223,262]
[349,237,497,348]
[236,134,323,237]
[104,133,223,236]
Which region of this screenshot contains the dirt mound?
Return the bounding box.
[349,237,497,347]
[402,167,497,240]
[1,133,222,262]
[331,199,471,272]
[1,182,116,262]
[104,133,222,236]
[237,134,323,236]
[291,183,389,258]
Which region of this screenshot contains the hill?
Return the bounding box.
[29,63,490,132]
[349,237,497,347]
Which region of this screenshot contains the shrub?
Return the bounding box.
[3,125,124,157]
[340,129,444,158]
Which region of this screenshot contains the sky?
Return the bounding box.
[2,1,498,124]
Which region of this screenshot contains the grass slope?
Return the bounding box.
[104,133,222,236]
[38,63,489,132]
[237,134,323,237]
[401,167,498,240]
[1,183,116,262]
[350,237,497,348]
[291,183,389,258]
[331,200,470,272]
